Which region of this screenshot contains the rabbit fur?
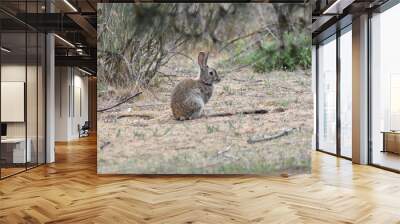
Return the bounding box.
[171,52,221,120]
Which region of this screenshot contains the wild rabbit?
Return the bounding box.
[171,52,221,120]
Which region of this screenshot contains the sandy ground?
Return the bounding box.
[97,56,313,175]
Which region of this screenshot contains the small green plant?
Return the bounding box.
[277,99,290,108]
[223,85,235,95]
[238,87,247,96]
[150,75,162,88]
[296,79,308,87]
[234,131,241,137]
[97,82,108,94]
[224,100,233,106]
[263,80,270,88]
[227,120,235,130]
[236,31,311,73]
[133,130,145,139]
[206,124,219,134]
[98,158,107,164]
[226,120,241,137]
[152,127,172,137]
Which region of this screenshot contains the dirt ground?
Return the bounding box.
[97,56,313,175]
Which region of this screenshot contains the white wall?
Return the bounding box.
[72,74,89,138]
[55,67,69,141]
[54,67,89,141]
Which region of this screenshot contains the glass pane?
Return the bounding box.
[371,4,400,171]
[1,31,27,177]
[318,36,337,154]
[26,0,38,169]
[340,28,352,158]
[27,31,38,169]
[0,1,46,178]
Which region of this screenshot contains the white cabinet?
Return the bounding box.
[1,138,32,163]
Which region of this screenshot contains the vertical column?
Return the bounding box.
[352,14,369,164]
[312,45,317,150]
[88,76,97,132]
[46,1,55,163]
[336,29,341,156]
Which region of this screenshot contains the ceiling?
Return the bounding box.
[312,0,390,43]
[0,0,99,74]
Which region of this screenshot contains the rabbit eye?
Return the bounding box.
[209,71,213,75]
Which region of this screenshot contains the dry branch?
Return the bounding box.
[116,108,283,121]
[217,145,232,155]
[247,128,296,144]
[117,114,153,120]
[100,141,111,150]
[168,51,195,63]
[232,78,264,83]
[219,25,278,52]
[207,109,269,118]
[222,153,239,161]
[97,92,143,113]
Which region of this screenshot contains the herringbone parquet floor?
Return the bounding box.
[1,135,400,223]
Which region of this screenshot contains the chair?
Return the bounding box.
[79,121,90,138]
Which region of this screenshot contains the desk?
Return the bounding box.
[1,138,31,163]
[382,131,400,154]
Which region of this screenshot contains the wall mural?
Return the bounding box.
[97,3,312,175]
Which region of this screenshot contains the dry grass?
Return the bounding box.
[97,55,313,175]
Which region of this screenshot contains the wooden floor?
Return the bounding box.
[372,150,400,171]
[0,135,400,223]
[1,167,26,178]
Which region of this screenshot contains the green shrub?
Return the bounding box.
[237,32,311,73]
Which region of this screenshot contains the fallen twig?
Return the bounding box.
[100,141,111,150]
[232,78,264,83]
[157,71,175,77]
[117,114,153,120]
[272,107,286,113]
[98,92,143,113]
[247,128,296,144]
[135,103,168,108]
[222,153,239,161]
[175,146,196,151]
[217,145,232,155]
[217,145,238,160]
[207,109,269,118]
[157,71,187,82]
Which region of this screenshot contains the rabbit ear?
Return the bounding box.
[204,52,209,66]
[198,52,207,68]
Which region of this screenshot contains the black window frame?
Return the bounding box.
[314,18,353,161]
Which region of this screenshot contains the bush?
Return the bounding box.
[237,32,311,73]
